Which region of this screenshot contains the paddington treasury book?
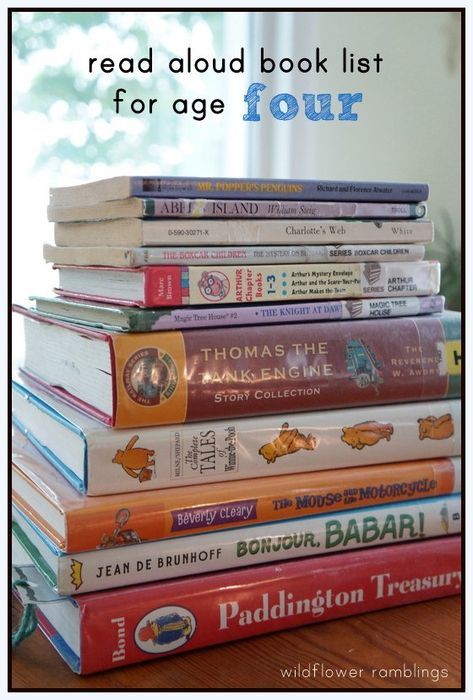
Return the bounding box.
[11,431,461,549]
[27,295,446,334]
[12,536,459,675]
[52,260,441,307]
[14,308,461,428]
[12,378,461,495]
[48,175,429,206]
[53,218,435,248]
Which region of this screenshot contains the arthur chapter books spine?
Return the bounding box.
[53,260,440,307]
[49,175,429,206]
[15,309,462,428]
[12,493,461,595]
[13,537,459,674]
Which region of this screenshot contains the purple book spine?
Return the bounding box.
[148,295,444,330]
[133,177,429,203]
[143,199,427,220]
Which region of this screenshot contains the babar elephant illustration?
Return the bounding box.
[418,414,454,440]
[258,422,318,464]
[341,421,393,450]
[112,435,155,481]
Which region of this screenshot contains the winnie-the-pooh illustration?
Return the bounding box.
[112,435,155,482]
[258,422,318,464]
[341,421,393,450]
[418,414,454,440]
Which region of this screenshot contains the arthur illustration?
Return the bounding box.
[344,339,383,390]
[138,612,193,647]
[258,422,318,464]
[112,435,155,482]
[97,508,142,549]
[198,270,230,301]
[417,414,454,440]
[341,421,394,450]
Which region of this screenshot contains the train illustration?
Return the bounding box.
[344,339,384,391]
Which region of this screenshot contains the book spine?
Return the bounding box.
[75,536,459,674]
[130,244,426,266]
[182,261,439,306]
[55,494,461,595]
[62,458,460,548]
[131,176,429,203]
[131,294,445,330]
[144,198,427,219]
[110,313,461,427]
[85,400,461,494]
[143,266,189,306]
[54,219,435,246]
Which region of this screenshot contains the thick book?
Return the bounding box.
[44,243,426,268]
[49,176,429,206]
[52,261,441,307]
[11,431,461,547]
[29,294,446,334]
[54,218,435,247]
[14,307,462,428]
[12,377,461,495]
[12,492,461,595]
[12,536,459,674]
[47,198,427,223]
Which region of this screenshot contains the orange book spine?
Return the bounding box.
[55,457,459,552]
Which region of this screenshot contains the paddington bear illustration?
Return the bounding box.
[138,613,193,646]
[258,422,318,464]
[112,435,155,481]
[341,421,393,450]
[417,414,454,440]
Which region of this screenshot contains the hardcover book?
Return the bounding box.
[14,307,462,428]
[43,243,426,268]
[12,492,461,595]
[11,432,461,548]
[49,175,429,206]
[12,536,459,675]
[53,218,435,247]
[29,294,446,334]
[52,261,441,307]
[47,198,427,223]
[12,377,461,495]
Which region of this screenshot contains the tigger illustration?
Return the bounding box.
[258,422,318,464]
[418,414,454,440]
[341,421,393,450]
[112,435,155,481]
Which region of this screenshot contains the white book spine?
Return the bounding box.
[85,400,461,494]
[56,495,461,594]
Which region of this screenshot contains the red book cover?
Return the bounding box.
[26,537,461,674]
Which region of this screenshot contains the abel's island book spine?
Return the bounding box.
[49,176,429,206]
[13,493,461,595]
[48,198,427,222]
[23,536,460,674]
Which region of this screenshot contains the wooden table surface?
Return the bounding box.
[11,594,462,690]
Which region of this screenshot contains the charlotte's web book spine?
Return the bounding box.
[51,495,461,594]
[143,198,427,219]
[105,244,427,267]
[54,218,435,246]
[182,260,440,306]
[77,537,460,673]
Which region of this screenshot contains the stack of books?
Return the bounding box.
[12,175,461,675]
